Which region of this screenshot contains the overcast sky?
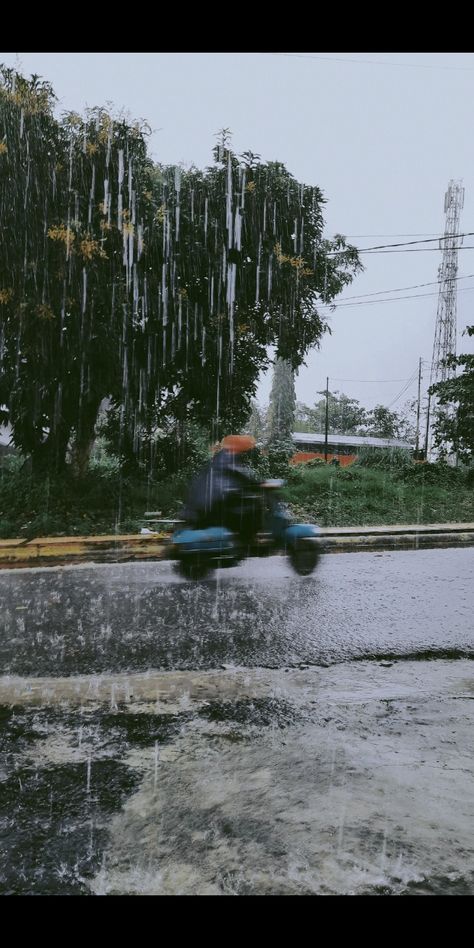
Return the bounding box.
[2,51,474,419]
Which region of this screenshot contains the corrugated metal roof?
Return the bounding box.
[292,432,414,450]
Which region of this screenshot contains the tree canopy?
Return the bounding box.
[0,66,363,474]
[294,391,417,441]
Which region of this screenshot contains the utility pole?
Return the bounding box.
[415,357,422,458]
[324,377,329,462]
[424,392,431,462]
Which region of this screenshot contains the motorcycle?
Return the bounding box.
[169,479,321,580]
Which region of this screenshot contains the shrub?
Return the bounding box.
[398,461,465,486]
[300,457,326,469]
[356,447,412,470]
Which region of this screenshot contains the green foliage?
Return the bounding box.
[429,325,474,462]
[0,449,473,538]
[294,393,417,443]
[361,405,403,439]
[242,400,267,444]
[0,451,24,474]
[300,457,326,468]
[0,456,192,539]
[395,398,418,443]
[295,390,367,435]
[244,442,302,483]
[283,462,474,527]
[265,439,300,479]
[151,422,211,478]
[396,461,466,486]
[89,436,121,475]
[293,400,314,433]
[97,406,211,478]
[267,358,296,444]
[0,66,363,477]
[355,446,412,470]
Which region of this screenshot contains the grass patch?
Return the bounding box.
[283,463,474,527]
[0,461,189,539]
[0,454,472,538]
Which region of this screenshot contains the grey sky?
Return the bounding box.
[2,51,474,418]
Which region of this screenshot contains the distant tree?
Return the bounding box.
[429,325,474,462]
[266,358,296,446]
[362,404,402,439]
[396,398,418,444]
[285,387,417,443]
[242,400,267,443]
[294,400,314,433]
[302,390,366,434]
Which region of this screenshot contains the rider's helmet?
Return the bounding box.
[221,435,256,454]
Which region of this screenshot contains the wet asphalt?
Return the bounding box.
[0,547,473,677]
[1,547,473,895]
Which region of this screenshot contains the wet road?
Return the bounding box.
[1,547,474,896]
[0,547,473,676]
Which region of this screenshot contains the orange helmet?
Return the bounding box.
[221,434,256,454]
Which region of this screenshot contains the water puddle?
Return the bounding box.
[2,660,474,894]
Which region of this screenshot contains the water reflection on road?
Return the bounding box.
[0,548,473,677]
[1,548,473,895]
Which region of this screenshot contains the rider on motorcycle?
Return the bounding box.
[182,434,262,545]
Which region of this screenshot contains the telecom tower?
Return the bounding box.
[427,179,464,459]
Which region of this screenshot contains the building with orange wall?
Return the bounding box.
[290,432,414,466]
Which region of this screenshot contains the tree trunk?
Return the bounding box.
[70,398,101,478]
[31,424,71,476]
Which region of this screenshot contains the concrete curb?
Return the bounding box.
[1,523,474,569]
[318,530,474,554]
[0,533,169,569]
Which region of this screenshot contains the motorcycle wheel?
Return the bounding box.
[288,543,320,576]
[176,557,213,580]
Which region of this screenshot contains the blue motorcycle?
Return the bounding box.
[169,480,321,580]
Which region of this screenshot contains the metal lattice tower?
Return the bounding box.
[427,180,464,459]
[430,180,464,388]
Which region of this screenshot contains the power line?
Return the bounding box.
[329,246,474,255]
[325,233,474,255]
[315,369,422,408]
[362,246,474,254]
[318,284,474,309]
[386,368,421,409]
[330,376,414,383]
[343,233,445,238]
[326,272,474,303]
[353,233,474,251]
[274,53,474,72]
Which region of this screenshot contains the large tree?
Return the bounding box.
[266,358,296,445]
[0,67,154,473]
[0,70,363,475]
[429,325,474,462]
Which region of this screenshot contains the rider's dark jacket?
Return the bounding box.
[182,449,260,533]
